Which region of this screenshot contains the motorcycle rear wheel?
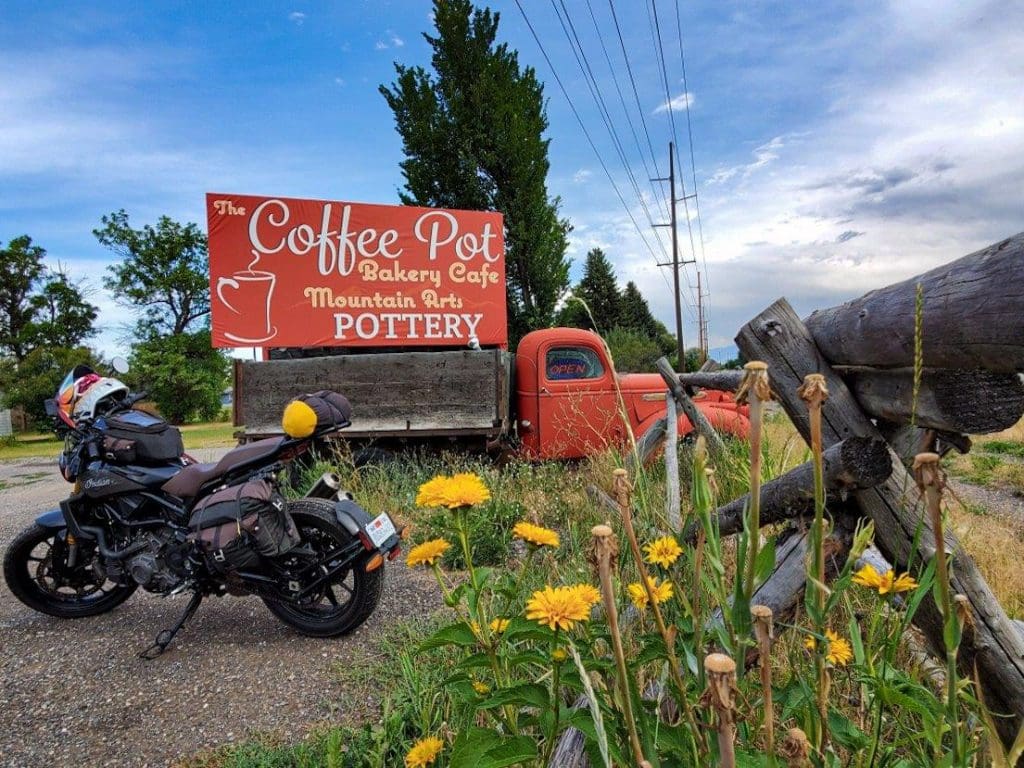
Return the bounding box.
[4,523,137,618]
[261,499,383,637]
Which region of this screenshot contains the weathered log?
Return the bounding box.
[681,437,892,544]
[840,367,1024,434]
[656,356,727,455]
[681,365,1024,435]
[804,233,1024,372]
[678,370,745,392]
[627,417,666,471]
[879,423,971,470]
[736,297,1024,750]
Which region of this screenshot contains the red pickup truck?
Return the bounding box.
[233,326,748,461]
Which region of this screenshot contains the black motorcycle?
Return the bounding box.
[3,368,402,657]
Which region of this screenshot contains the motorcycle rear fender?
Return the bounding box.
[334,498,401,554]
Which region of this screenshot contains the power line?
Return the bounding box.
[583,0,671,224]
[550,0,672,268]
[673,0,710,320]
[511,0,666,271]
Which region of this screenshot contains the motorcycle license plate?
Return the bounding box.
[366,513,397,548]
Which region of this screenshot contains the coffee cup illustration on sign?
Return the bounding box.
[216,259,278,344]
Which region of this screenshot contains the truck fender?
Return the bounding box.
[35,509,66,530]
[636,412,694,443]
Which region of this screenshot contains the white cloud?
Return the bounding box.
[288,11,305,25]
[375,30,404,50]
[562,2,1024,348]
[334,77,346,87]
[653,92,694,115]
[572,168,593,184]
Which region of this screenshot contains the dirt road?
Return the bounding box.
[0,454,440,767]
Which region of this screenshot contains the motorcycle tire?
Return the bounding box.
[4,523,137,618]
[261,499,383,637]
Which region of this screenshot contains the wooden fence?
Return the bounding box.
[555,232,1024,764]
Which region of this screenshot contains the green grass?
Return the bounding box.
[0,421,237,462]
[984,439,1024,459]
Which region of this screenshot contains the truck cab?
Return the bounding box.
[514,328,749,460]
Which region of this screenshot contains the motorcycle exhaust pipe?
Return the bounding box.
[305,472,341,500]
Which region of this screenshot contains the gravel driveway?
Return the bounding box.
[0,453,442,767]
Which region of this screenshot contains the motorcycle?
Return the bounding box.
[2,362,402,658]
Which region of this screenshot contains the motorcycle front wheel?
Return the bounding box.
[4,523,137,618]
[261,499,384,637]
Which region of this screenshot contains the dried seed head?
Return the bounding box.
[797,373,829,406]
[704,466,720,498]
[954,594,974,631]
[611,468,632,509]
[913,452,945,493]
[737,361,772,405]
[779,727,812,766]
[705,652,737,675]
[751,604,775,643]
[587,523,619,575]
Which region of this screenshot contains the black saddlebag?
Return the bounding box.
[103,410,184,464]
[189,480,301,571]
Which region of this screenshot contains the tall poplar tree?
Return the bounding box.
[380,0,571,343]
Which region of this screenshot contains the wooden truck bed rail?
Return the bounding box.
[234,348,512,439]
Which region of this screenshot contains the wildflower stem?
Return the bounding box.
[591,524,646,767]
[799,374,830,752]
[542,632,562,766]
[705,653,738,768]
[915,452,961,764]
[752,605,776,760]
[740,362,769,604]
[613,469,703,752]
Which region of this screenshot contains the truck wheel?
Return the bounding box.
[352,447,397,468]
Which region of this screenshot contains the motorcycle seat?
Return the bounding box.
[162,437,284,498]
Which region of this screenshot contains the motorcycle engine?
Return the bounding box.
[123,529,190,593]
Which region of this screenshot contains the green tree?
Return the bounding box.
[557,248,623,332]
[95,210,210,338]
[604,327,664,372]
[618,280,676,355]
[0,346,102,425]
[130,331,228,424]
[381,0,571,342]
[25,269,99,351]
[0,236,98,361]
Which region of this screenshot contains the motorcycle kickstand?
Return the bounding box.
[139,591,203,661]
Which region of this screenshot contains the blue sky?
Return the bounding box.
[2,0,1021,358]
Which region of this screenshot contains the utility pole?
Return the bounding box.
[653,142,696,372]
[697,270,705,362]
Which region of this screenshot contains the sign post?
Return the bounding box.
[206,193,507,349]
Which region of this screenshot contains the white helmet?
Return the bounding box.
[72,377,129,421]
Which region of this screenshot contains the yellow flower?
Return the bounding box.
[525,585,592,631]
[627,578,674,610]
[512,521,560,548]
[406,539,451,567]
[405,736,444,768]
[446,472,491,507]
[415,476,450,508]
[570,583,601,608]
[644,536,683,568]
[805,629,854,667]
[415,473,491,509]
[472,680,490,695]
[552,647,568,663]
[852,563,918,595]
[489,617,510,634]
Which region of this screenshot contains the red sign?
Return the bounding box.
[206,193,506,349]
